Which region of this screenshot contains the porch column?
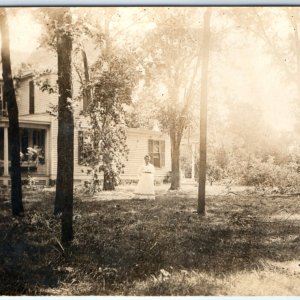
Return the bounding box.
[45,128,50,176]
[28,129,33,147]
[191,143,195,180]
[3,126,9,176]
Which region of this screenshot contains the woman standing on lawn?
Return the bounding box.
[134,154,155,200]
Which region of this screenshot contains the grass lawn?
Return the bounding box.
[0,184,300,295]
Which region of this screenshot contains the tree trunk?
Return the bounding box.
[81,49,91,110]
[170,140,181,190]
[0,9,24,216]
[103,171,115,191]
[198,8,212,216]
[53,9,74,245]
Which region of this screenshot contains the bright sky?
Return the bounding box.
[9,9,42,60]
[6,7,297,132]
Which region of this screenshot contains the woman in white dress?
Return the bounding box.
[134,155,155,200]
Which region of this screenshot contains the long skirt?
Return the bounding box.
[134,173,155,200]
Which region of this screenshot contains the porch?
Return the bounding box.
[0,121,51,186]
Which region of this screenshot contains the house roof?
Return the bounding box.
[126,127,168,137]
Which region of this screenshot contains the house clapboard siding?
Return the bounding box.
[49,114,58,181]
[17,74,58,116]
[73,118,92,182]
[123,128,171,181]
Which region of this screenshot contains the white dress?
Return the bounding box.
[134,163,155,199]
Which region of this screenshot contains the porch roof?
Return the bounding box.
[0,113,51,128]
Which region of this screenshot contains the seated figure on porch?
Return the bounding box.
[22,145,41,167]
[27,146,39,164]
[133,154,155,200]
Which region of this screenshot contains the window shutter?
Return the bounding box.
[148,139,153,162]
[29,80,35,114]
[160,140,165,167]
[78,131,83,165]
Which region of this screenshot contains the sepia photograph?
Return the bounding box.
[0,5,300,296]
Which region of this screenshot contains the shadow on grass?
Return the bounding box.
[0,192,299,295]
[67,194,300,294]
[0,196,64,295]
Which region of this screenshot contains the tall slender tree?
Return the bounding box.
[0,9,24,216]
[52,8,74,244]
[198,8,212,215]
[142,9,202,190]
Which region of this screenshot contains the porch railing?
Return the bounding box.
[0,159,49,176]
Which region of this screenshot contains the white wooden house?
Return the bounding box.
[0,72,171,186]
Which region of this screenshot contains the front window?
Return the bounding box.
[148,139,165,168]
[78,131,93,165]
